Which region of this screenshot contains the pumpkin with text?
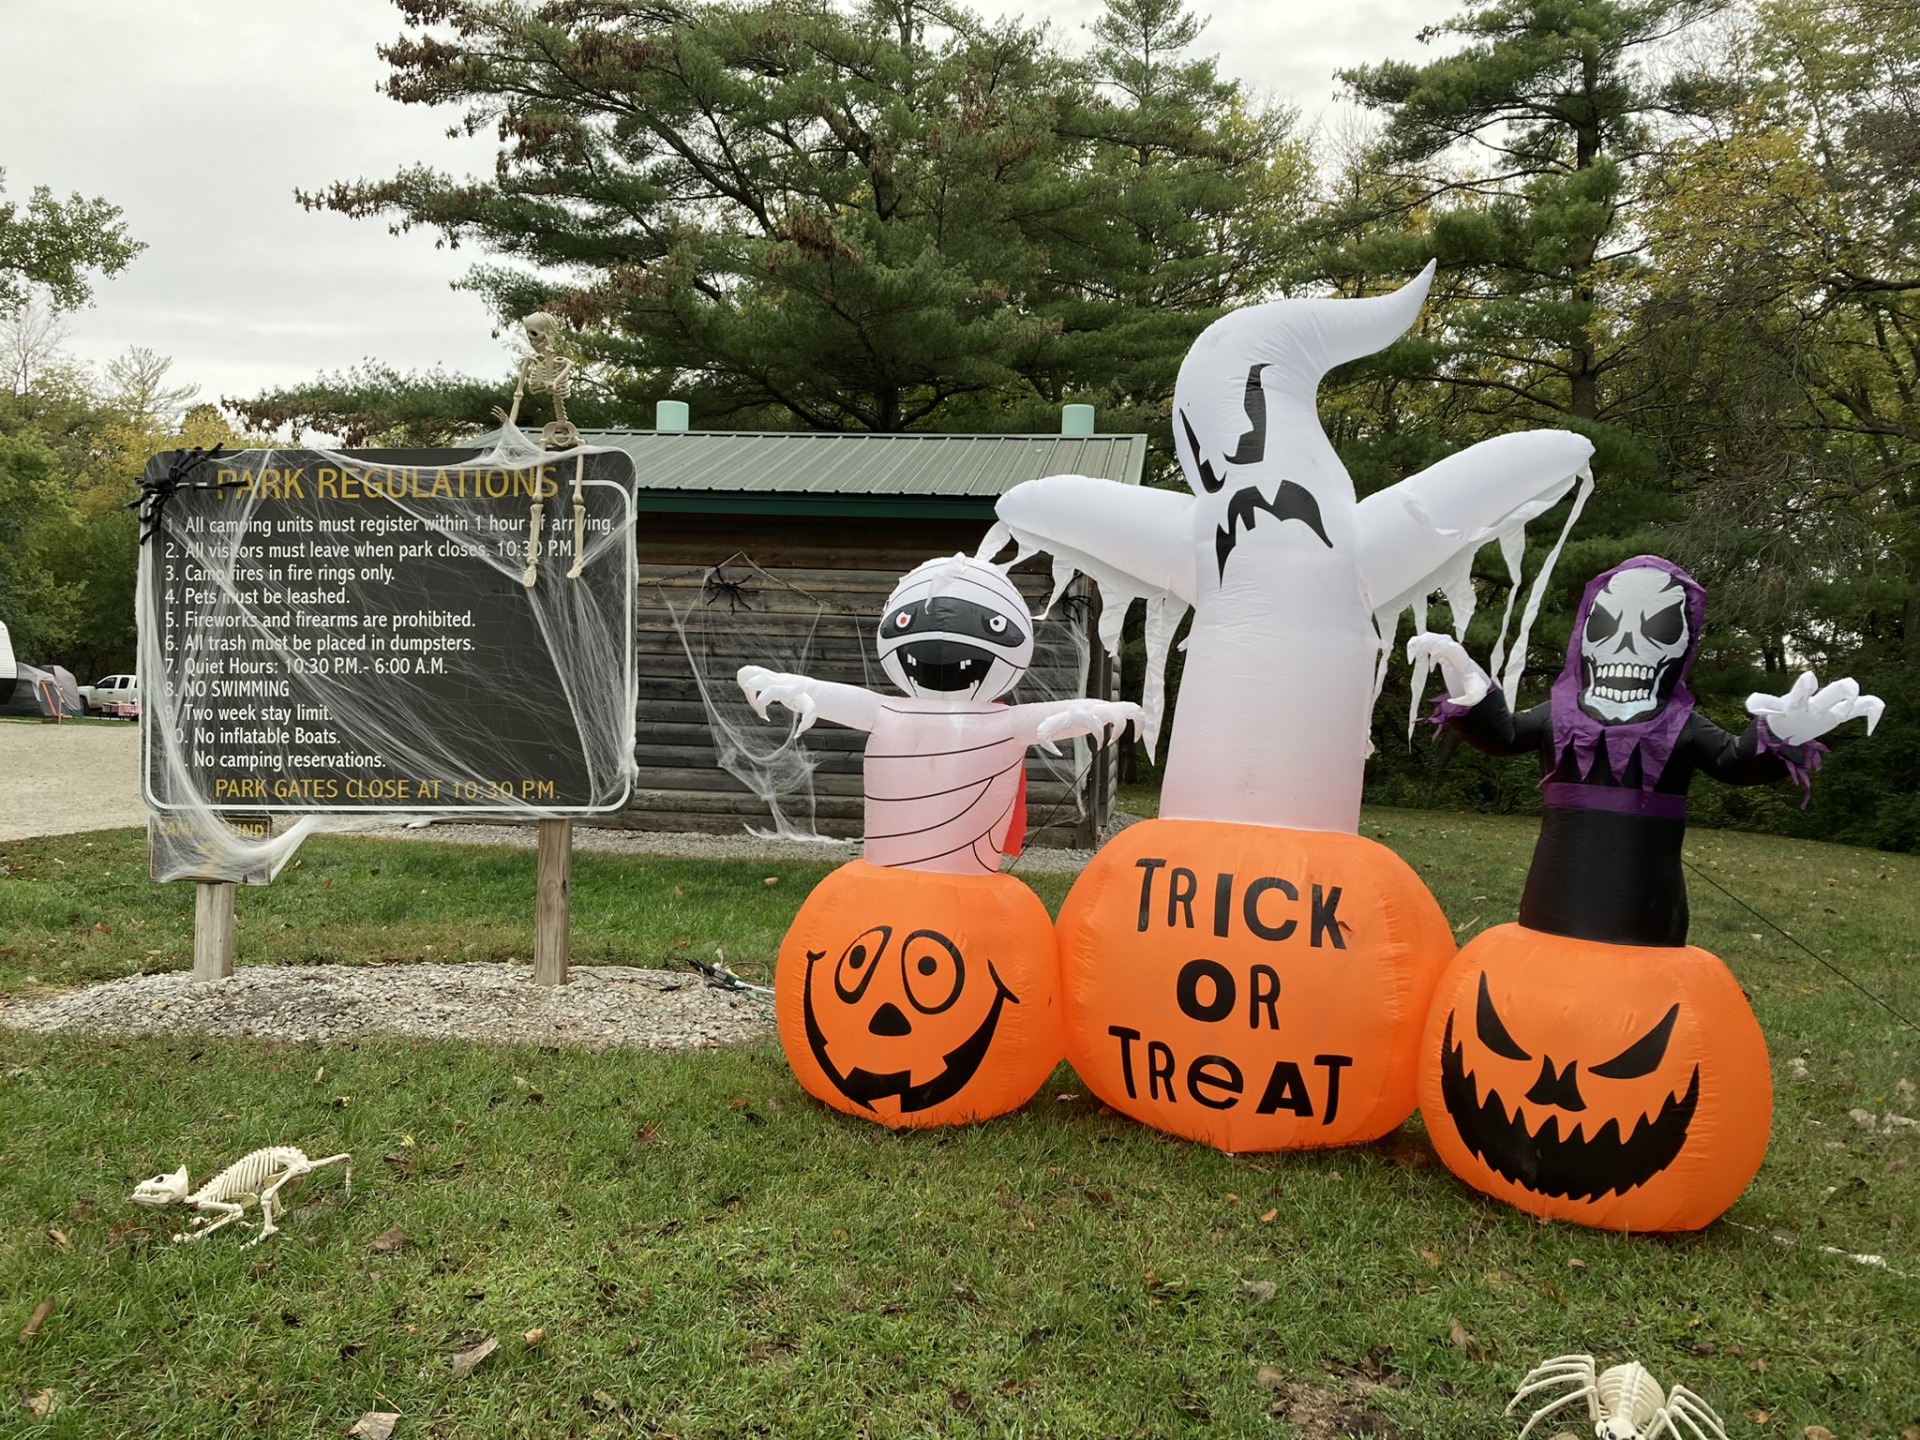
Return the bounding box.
[1418,925,1772,1231]
[774,860,1063,1128]
[1055,820,1454,1151]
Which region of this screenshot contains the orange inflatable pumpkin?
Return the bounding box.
[1054,818,1455,1152]
[1417,924,1772,1232]
[775,860,1062,1128]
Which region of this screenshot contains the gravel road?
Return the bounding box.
[0,720,146,841]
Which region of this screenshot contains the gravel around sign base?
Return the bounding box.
[0,962,773,1051]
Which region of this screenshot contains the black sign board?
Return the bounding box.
[141,447,636,822]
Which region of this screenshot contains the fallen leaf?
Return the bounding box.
[523,1327,546,1349]
[1241,1279,1277,1302]
[315,1066,325,1082]
[762,875,779,886]
[24,1390,55,1419]
[1750,1411,1771,1426]
[450,1335,498,1379]
[46,1229,69,1251]
[1482,1269,1511,1288]
[1447,1317,1489,1361]
[1804,1427,1836,1440]
[1750,1358,1768,1374]
[1255,1364,1286,1391]
[371,1226,412,1255]
[1420,1249,1443,1268]
[19,1298,54,1341]
[347,1413,400,1439]
[1568,1258,1587,1269]
[1260,1208,1278,1224]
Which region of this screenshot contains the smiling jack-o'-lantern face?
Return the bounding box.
[774,860,1063,1128]
[1417,924,1773,1232]
[802,924,1017,1112]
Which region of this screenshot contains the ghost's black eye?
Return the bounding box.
[1642,602,1685,647]
[1590,1004,1679,1079]
[1586,604,1620,644]
[1475,973,1531,1061]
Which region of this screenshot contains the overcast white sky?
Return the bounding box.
[2,0,1445,413]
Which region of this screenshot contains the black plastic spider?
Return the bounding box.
[125,445,233,544]
[701,565,755,613]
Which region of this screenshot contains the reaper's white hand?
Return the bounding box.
[1035,701,1145,756]
[737,665,820,734]
[1406,632,1491,708]
[1747,672,1884,746]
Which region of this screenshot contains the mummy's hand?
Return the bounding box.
[1405,632,1491,708]
[1747,672,1884,746]
[1035,700,1146,756]
[737,665,820,734]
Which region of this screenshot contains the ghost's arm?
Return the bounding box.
[1009,698,1146,755]
[1355,431,1595,615]
[993,475,1197,610]
[736,666,883,734]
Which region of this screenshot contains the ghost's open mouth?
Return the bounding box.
[1214,480,1331,577]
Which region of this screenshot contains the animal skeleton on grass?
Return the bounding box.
[1507,1355,1729,1440]
[130,1146,352,1247]
[495,310,587,587]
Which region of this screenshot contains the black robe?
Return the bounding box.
[1446,692,1798,947]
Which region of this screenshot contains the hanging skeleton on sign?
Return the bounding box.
[495,311,587,587]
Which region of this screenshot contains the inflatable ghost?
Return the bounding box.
[739,554,1140,1128]
[1408,556,1883,1230]
[983,265,1599,1152]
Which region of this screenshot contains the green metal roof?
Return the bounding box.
[501,429,1148,497]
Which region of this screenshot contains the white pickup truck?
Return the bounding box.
[81,673,141,715]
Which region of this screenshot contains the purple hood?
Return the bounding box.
[1549,555,1707,790]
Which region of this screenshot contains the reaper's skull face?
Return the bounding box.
[877,556,1034,701]
[1580,566,1691,724]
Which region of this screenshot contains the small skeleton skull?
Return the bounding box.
[1581,565,1690,724]
[523,310,564,356]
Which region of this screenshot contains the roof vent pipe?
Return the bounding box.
[655,400,690,433]
[1060,403,1095,437]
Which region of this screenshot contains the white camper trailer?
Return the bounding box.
[0,620,17,705]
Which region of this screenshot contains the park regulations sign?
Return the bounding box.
[141,446,637,846]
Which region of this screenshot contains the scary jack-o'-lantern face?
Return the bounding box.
[1439,973,1698,1202]
[1415,924,1773,1232]
[803,924,1016,1112]
[774,860,1063,1129]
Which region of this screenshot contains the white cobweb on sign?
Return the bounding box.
[137,423,638,886]
[657,552,1098,847]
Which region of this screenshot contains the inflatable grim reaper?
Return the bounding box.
[981,264,1598,1152]
[1406,560,1883,1230]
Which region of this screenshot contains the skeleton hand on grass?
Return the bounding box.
[1746,672,1884,747]
[738,665,821,735]
[1405,633,1492,709]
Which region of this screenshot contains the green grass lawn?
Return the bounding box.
[1,812,1916,1438]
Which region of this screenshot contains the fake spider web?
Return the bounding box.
[658,554,1097,847]
[137,423,639,885]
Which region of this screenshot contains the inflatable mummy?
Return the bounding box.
[740,555,1140,1128]
[984,265,1602,1152]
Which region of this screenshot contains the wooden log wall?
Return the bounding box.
[614,510,1109,846]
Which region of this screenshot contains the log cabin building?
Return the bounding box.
[567,410,1147,845]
